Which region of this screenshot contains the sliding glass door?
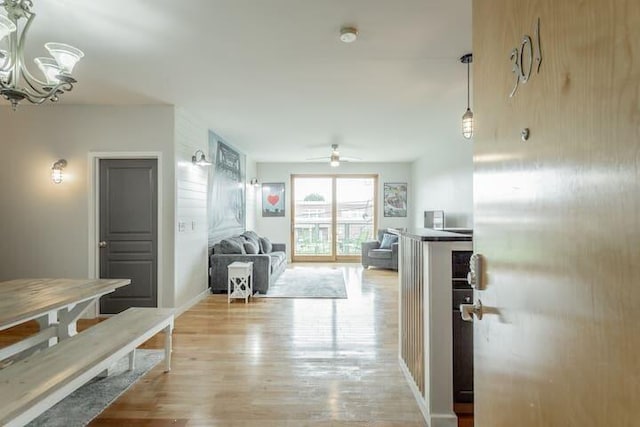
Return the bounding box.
[291,177,334,260]
[292,175,376,262]
[335,177,375,257]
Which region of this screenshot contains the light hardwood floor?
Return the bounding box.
[3,264,428,426]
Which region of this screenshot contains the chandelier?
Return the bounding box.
[0,0,84,110]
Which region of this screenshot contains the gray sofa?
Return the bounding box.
[361,228,399,271]
[209,231,287,294]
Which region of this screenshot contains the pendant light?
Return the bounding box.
[460,53,473,139]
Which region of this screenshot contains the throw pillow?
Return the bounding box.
[379,233,398,249]
[230,236,247,251]
[241,231,260,249]
[220,238,245,254]
[259,237,273,254]
[243,230,260,242]
[243,240,259,254]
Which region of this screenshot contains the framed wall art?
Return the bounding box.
[207,132,246,245]
[262,182,285,217]
[383,182,407,217]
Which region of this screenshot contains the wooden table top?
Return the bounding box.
[0,278,131,329]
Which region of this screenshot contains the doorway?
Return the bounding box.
[98,159,158,314]
[291,175,377,262]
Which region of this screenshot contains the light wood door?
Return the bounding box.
[473,1,640,426]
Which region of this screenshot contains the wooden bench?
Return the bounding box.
[0,307,174,427]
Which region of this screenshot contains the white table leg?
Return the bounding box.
[128,349,136,371]
[164,323,172,372]
[245,274,249,304]
[57,299,95,340]
[36,311,58,347]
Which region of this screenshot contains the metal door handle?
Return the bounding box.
[98,241,107,248]
[460,300,483,322]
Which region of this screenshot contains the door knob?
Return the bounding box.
[460,300,483,322]
[98,241,107,248]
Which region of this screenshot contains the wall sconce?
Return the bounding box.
[249,178,259,187]
[51,159,67,184]
[191,149,212,166]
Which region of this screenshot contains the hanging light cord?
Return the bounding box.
[466,60,470,109]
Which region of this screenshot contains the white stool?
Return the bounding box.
[227,261,253,303]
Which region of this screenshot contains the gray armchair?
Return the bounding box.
[361,229,399,270]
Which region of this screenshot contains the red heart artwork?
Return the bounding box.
[267,194,280,206]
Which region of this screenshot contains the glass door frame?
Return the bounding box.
[291,174,378,262]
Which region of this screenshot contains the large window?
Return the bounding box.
[291,175,376,261]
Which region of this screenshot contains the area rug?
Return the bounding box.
[28,349,163,427]
[258,267,347,298]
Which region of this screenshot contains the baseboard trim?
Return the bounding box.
[175,288,211,317]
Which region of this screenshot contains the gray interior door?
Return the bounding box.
[99,159,158,314]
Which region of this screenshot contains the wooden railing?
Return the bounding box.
[399,234,424,396]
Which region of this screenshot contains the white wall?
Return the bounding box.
[174,108,209,309]
[410,141,473,228]
[174,115,256,309]
[245,155,258,231]
[255,162,411,259]
[0,105,176,308]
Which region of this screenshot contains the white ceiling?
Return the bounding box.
[20,0,472,162]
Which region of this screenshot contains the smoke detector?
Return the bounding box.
[339,27,358,43]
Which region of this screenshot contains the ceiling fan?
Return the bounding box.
[306,144,360,167]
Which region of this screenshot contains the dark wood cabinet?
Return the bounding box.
[452,250,474,404]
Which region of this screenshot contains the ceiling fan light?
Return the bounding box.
[0,16,16,42]
[34,57,61,84]
[45,42,84,74]
[330,153,340,167]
